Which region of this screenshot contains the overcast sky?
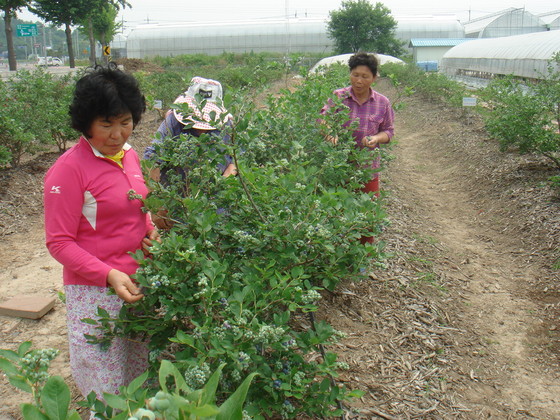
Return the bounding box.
[17,0,559,31]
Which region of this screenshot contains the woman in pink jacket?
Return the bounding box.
[44,63,159,401]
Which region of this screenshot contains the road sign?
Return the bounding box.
[16,24,38,37]
[103,46,111,56]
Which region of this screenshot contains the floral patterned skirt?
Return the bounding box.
[65,285,149,399]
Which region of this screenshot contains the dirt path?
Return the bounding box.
[382,97,560,418]
[2,79,560,419]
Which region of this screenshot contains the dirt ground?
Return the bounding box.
[1,78,560,419]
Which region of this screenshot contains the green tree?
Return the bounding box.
[90,2,120,64]
[29,0,90,68]
[80,0,127,65]
[0,0,29,71]
[327,0,404,56]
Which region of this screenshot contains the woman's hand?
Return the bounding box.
[107,269,144,303]
[363,132,390,148]
[325,135,338,145]
[142,228,161,255]
[222,163,238,177]
[362,135,379,148]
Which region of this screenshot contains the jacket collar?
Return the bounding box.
[81,136,132,158]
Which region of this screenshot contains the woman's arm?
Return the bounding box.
[44,163,113,287]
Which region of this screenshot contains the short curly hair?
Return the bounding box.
[69,62,146,136]
[348,53,379,77]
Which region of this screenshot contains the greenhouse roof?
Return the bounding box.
[409,38,472,47]
[309,53,404,74]
[443,30,560,60]
[538,10,560,24]
[463,7,531,35]
[129,18,328,38]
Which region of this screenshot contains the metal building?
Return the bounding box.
[408,38,472,65]
[439,30,560,80]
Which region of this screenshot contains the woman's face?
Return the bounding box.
[350,65,376,97]
[88,113,133,155]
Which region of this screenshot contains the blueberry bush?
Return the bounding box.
[88,65,386,418]
[0,68,78,168]
[479,53,560,170]
[0,342,255,420]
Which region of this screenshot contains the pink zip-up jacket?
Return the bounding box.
[44,137,154,287]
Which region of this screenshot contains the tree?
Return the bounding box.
[29,0,90,68]
[327,0,404,57]
[30,0,126,67]
[0,0,29,71]
[81,0,128,65]
[89,2,120,64]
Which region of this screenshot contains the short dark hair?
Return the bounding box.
[348,53,379,77]
[69,62,146,136]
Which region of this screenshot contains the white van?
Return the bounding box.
[37,57,63,66]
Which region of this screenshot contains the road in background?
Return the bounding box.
[0,62,81,80]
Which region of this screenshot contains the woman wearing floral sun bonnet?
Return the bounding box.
[320,52,395,244]
[43,63,160,401]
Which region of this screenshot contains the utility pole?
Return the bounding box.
[42,23,47,58]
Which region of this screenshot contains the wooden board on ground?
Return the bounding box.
[0,295,55,319]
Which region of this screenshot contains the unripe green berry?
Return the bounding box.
[134,409,155,420]
[154,399,170,411]
[155,391,168,400]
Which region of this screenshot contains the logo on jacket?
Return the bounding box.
[50,186,61,194]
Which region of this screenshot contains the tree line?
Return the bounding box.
[1,0,125,71]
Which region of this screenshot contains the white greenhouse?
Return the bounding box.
[125,15,470,59]
[538,10,560,30]
[463,8,546,38]
[396,16,464,47]
[439,30,560,80]
[126,19,334,58]
[309,53,404,74]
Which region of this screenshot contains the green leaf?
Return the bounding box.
[0,349,20,362]
[169,330,195,346]
[216,372,257,420]
[9,375,33,393]
[18,341,33,357]
[66,411,82,420]
[41,376,70,420]
[126,370,149,394]
[200,363,225,406]
[347,389,365,398]
[190,404,220,417]
[0,357,19,375]
[21,404,49,420]
[158,360,190,394]
[102,394,128,411]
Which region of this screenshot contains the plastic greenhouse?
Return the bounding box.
[309,53,404,74]
[439,30,560,80]
[463,8,546,38]
[396,16,464,47]
[538,10,560,30]
[125,19,334,58]
[125,15,471,59]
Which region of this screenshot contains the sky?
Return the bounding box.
[17,0,559,33]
